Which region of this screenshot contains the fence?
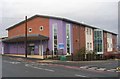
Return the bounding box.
[65,54,105,61]
[43,50,106,61]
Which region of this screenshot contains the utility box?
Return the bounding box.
[60,56,66,61]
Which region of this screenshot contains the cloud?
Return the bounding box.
[1,0,118,37]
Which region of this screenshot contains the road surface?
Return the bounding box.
[2,56,120,79]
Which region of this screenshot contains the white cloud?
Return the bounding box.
[1,0,118,37]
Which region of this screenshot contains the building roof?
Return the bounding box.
[2,34,48,42]
[6,14,117,35]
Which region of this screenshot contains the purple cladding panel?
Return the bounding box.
[49,19,65,54]
[17,42,25,54]
[49,19,73,55]
[3,40,48,55]
[0,41,2,54]
[62,21,73,54]
[3,42,9,54]
[8,42,25,54]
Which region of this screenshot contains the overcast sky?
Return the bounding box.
[0,0,119,38]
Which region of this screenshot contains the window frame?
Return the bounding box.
[28,28,32,32]
[52,23,58,55]
[39,26,44,31]
[66,24,71,55]
[87,42,89,50]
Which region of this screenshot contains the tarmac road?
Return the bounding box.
[2,56,120,79]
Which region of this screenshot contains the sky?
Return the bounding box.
[0,0,119,38]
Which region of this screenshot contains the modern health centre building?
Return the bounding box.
[0,15,117,59]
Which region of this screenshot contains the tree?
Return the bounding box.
[76,47,86,61]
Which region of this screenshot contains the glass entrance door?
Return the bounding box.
[28,46,35,55]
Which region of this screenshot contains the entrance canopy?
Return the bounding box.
[2,34,49,43]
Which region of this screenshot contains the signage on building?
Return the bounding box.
[97,52,103,54]
[58,43,64,49]
[29,43,35,46]
[35,46,38,49]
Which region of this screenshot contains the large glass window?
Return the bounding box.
[94,30,103,53]
[66,24,71,55]
[53,23,58,55]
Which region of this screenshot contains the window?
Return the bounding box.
[111,44,113,48]
[107,42,109,48]
[28,28,32,32]
[90,29,91,35]
[87,28,89,35]
[94,30,103,53]
[99,44,102,52]
[53,23,58,55]
[66,24,71,55]
[87,28,92,35]
[90,43,92,49]
[87,42,89,49]
[107,33,112,39]
[40,26,44,31]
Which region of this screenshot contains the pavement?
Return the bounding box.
[4,54,44,59]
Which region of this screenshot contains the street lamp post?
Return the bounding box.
[25,16,28,58]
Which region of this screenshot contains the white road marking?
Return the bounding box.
[44,69,54,72]
[116,71,120,72]
[80,66,89,69]
[9,62,21,64]
[96,68,106,71]
[107,69,116,72]
[33,66,43,69]
[25,64,55,72]
[88,67,98,70]
[3,60,21,64]
[75,74,87,77]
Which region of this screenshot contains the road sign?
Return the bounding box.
[58,43,64,49]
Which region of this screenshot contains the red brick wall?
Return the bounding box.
[103,32,107,54]
[79,26,86,49]
[72,24,85,54]
[104,33,117,56]
[8,17,49,38]
[72,24,79,54]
